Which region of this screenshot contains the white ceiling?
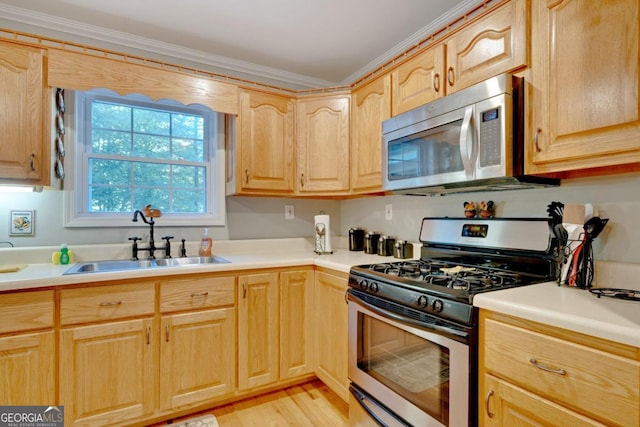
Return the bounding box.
[0,0,480,89]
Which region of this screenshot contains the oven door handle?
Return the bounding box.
[348,293,469,340]
[349,385,410,427]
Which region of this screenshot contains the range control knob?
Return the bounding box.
[432,299,444,313]
[358,280,369,290]
[369,282,379,293]
[416,295,428,308]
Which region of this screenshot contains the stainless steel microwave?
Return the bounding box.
[382,74,558,195]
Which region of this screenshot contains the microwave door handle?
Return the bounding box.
[459,106,474,179]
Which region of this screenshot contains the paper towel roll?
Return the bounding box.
[314,213,332,253]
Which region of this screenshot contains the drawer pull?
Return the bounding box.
[145,325,150,345]
[165,324,170,342]
[98,300,122,307]
[485,390,494,418]
[190,291,209,297]
[529,358,567,375]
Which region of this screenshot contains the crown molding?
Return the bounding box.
[340,0,487,85]
[0,3,336,89]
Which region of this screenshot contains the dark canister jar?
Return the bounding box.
[378,236,396,256]
[348,227,365,251]
[394,240,414,259]
[364,231,380,254]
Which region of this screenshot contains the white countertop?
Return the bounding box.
[474,262,640,348]
[1,239,638,348]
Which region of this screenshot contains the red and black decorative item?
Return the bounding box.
[463,201,477,218]
[478,200,495,218]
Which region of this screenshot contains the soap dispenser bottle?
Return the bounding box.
[199,228,212,257]
[60,244,70,265]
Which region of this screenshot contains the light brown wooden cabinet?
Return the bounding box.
[528,0,640,174]
[159,276,236,411]
[351,75,391,193]
[0,290,55,405]
[296,94,351,194]
[58,282,157,426]
[479,310,640,427]
[313,269,349,402]
[391,0,527,117]
[280,269,314,379]
[237,271,280,389]
[0,40,48,184]
[231,89,295,195]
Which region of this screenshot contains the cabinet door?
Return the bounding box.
[237,89,295,194]
[313,270,349,402]
[280,270,313,379]
[351,75,391,193]
[445,0,527,93]
[529,0,640,173]
[296,95,350,194]
[482,374,605,427]
[0,41,45,182]
[60,318,156,427]
[160,308,235,410]
[391,44,445,116]
[0,331,55,405]
[237,272,279,390]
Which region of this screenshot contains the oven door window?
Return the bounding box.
[387,120,464,181]
[358,313,450,425]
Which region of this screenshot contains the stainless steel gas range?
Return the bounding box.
[347,217,557,427]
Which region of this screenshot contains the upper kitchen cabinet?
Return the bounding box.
[351,74,391,193]
[445,0,527,93]
[296,94,350,195]
[229,89,295,195]
[0,41,48,184]
[391,44,446,116]
[528,0,640,174]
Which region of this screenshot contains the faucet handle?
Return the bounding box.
[128,236,141,260]
[128,236,141,242]
[180,238,187,258]
[161,235,174,241]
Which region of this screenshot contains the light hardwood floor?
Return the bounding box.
[159,380,349,427]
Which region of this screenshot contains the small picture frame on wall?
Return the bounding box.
[10,210,34,236]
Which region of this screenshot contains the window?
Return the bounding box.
[64,89,226,227]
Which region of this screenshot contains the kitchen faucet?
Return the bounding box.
[130,207,172,260]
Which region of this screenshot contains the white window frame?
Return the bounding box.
[63,89,226,227]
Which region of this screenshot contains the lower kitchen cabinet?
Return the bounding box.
[313,269,349,402]
[159,274,236,411]
[237,272,280,390]
[0,290,55,405]
[280,269,314,379]
[479,310,640,427]
[59,318,157,427]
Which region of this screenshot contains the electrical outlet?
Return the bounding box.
[285,205,294,220]
[385,204,393,220]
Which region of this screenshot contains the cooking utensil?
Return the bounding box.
[546,201,564,224]
[584,216,608,240]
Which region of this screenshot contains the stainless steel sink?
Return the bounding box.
[63,256,230,275]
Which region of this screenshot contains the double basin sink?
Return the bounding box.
[63,256,230,275]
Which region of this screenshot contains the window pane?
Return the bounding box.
[91,129,131,155]
[89,186,131,212]
[173,190,206,213]
[89,159,131,185]
[172,114,204,139]
[92,102,131,131]
[133,162,170,187]
[133,188,169,211]
[133,134,171,159]
[173,165,206,188]
[173,139,204,162]
[133,108,170,135]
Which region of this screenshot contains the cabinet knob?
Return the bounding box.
[29,153,36,172]
[300,173,304,187]
[433,73,440,93]
[534,128,543,152]
[244,169,249,184]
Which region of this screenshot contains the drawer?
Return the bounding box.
[483,318,640,426]
[0,290,54,334]
[160,275,235,313]
[60,282,155,325]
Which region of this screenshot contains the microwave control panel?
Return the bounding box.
[479,107,501,167]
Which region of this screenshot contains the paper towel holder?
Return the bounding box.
[314,211,333,255]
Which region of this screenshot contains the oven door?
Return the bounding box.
[348,292,470,427]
